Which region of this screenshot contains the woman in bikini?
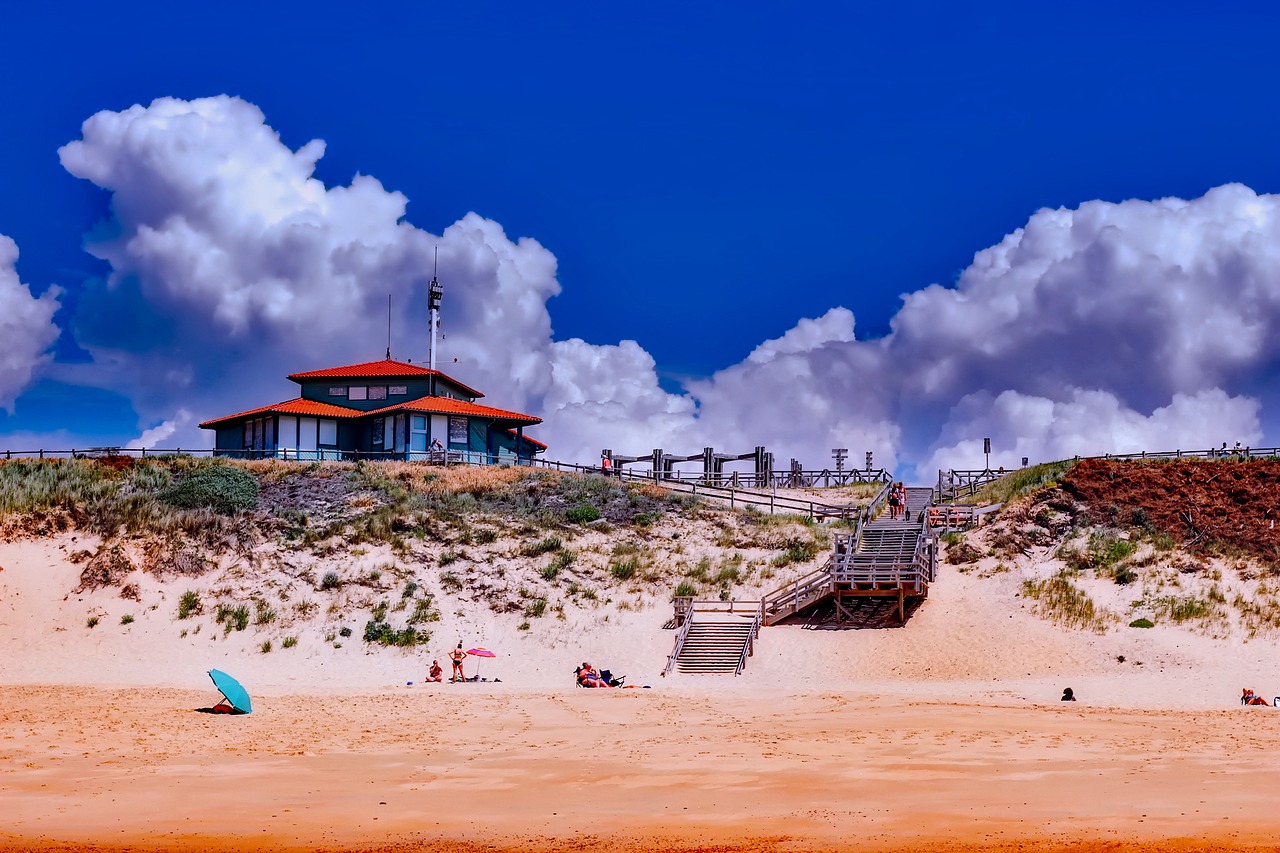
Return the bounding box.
[449,644,468,682]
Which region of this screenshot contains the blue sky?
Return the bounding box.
[4,3,1280,473]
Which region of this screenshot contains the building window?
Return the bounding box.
[368,385,387,400]
[329,386,347,397]
[389,385,407,396]
[348,386,368,401]
[318,419,338,447]
[372,418,384,447]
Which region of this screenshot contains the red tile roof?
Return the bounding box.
[366,395,542,425]
[507,428,547,449]
[287,359,483,398]
[199,398,362,428]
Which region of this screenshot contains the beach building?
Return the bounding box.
[199,358,545,463]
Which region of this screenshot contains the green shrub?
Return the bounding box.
[120,614,134,625]
[1129,618,1155,628]
[611,559,638,581]
[282,636,298,649]
[362,619,429,646]
[1113,565,1137,586]
[566,504,601,524]
[255,602,276,625]
[177,590,201,620]
[216,603,250,632]
[632,511,661,527]
[338,626,352,638]
[160,465,259,514]
[86,616,99,628]
[522,536,562,557]
[260,640,272,653]
[1021,571,1108,632]
[320,571,342,590]
[439,550,461,567]
[524,598,547,618]
[673,580,697,598]
[440,571,463,592]
[408,598,440,624]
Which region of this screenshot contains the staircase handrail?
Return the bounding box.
[736,602,764,676]
[661,606,696,677]
[761,557,834,620]
[862,478,895,528]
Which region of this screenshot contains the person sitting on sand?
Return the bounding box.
[427,660,443,683]
[577,662,612,688]
[1241,688,1270,706]
[449,644,468,683]
[1061,687,1076,701]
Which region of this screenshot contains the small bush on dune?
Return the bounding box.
[566,504,601,524]
[1129,618,1155,628]
[673,580,697,598]
[611,559,638,581]
[522,536,562,557]
[1021,571,1109,632]
[177,590,201,619]
[161,465,259,514]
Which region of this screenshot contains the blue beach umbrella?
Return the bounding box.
[208,669,253,714]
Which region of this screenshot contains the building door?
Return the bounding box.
[410,416,428,455]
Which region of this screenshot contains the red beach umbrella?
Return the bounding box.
[466,647,496,679]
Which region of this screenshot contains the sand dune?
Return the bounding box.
[5,516,1280,851]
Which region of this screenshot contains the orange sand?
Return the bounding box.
[4,685,1280,852]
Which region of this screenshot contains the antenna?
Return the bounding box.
[427,247,444,371]
[386,294,392,360]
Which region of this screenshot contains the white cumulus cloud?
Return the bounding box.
[45,95,1280,476]
[0,234,61,412]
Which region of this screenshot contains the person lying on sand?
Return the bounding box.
[1241,688,1271,706]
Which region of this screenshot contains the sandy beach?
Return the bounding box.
[5,463,1280,852]
[5,685,1280,853]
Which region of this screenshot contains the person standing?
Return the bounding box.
[601,453,613,477]
[448,643,468,683]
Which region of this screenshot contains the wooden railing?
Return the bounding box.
[736,604,764,676]
[761,560,834,624]
[926,504,979,532]
[661,607,697,677]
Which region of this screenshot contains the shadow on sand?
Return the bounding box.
[776,596,926,630]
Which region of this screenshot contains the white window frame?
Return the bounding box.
[348,386,368,401]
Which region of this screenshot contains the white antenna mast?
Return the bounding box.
[427,247,443,371]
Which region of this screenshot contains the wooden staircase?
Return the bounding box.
[763,486,939,626]
[663,601,763,676]
[673,618,759,674]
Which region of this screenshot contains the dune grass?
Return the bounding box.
[962,459,1078,505]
